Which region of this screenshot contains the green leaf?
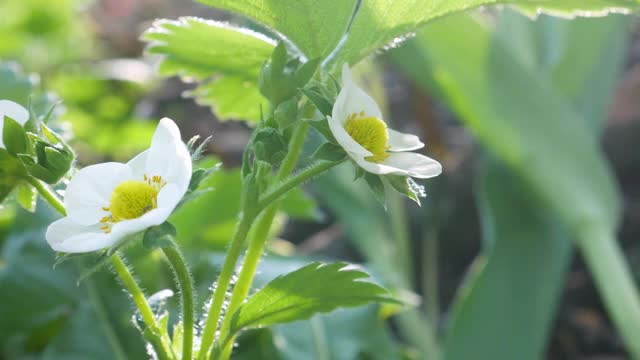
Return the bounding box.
[194,0,358,59]
[228,262,396,335]
[143,17,276,122]
[2,116,28,155]
[444,159,573,360]
[332,0,639,65]
[388,10,630,360]
[514,0,640,18]
[15,182,37,212]
[142,222,177,250]
[311,142,346,162]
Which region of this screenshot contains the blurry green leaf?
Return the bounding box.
[143,17,276,122]
[272,306,402,360]
[228,262,396,334]
[443,159,572,360]
[392,13,620,237]
[195,0,358,59]
[388,10,629,360]
[232,328,281,360]
[16,183,37,213]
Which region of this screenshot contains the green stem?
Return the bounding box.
[258,159,344,211]
[31,176,173,359]
[212,122,311,359]
[388,192,413,286]
[28,176,66,216]
[110,254,174,359]
[162,244,195,360]
[197,213,256,360]
[578,229,640,359]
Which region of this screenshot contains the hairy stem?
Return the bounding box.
[196,213,256,360]
[162,244,195,360]
[28,176,66,216]
[110,254,174,359]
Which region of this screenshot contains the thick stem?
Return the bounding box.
[578,229,640,359]
[196,213,256,360]
[110,254,174,359]
[213,122,311,359]
[162,244,195,360]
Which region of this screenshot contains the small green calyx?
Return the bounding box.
[109,180,158,221]
[344,112,390,163]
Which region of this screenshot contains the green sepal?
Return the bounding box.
[0,148,26,203]
[294,57,321,86]
[142,222,177,250]
[188,163,220,192]
[311,142,346,162]
[306,117,336,143]
[353,166,366,181]
[15,182,37,212]
[301,87,332,116]
[3,116,28,156]
[364,173,386,209]
[273,98,299,129]
[253,127,287,165]
[385,175,424,206]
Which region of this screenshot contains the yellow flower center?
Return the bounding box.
[109,180,158,221]
[344,112,390,163]
[99,175,166,233]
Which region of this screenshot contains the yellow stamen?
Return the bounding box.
[344,112,390,163]
[108,180,159,222]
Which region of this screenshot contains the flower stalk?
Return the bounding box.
[162,243,195,360]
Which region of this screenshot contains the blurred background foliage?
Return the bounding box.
[1,0,639,359]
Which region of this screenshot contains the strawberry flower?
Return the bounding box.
[46,118,192,253]
[328,65,442,179]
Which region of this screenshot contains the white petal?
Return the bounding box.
[327,115,372,157]
[351,152,442,179]
[46,217,115,253]
[157,183,181,210]
[332,64,383,125]
[0,100,29,148]
[0,100,29,125]
[64,162,132,225]
[388,129,424,152]
[127,149,148,179]
[143,118,192,196]
[109,206,172,242]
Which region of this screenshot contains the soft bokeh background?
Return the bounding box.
[1,0,639,359]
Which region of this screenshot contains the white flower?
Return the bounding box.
[327,65,442,179]
[46,118,192,253]
[0,100,29,148]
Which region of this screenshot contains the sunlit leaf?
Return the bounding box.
[143,17,276,122]
[228,262,396,334]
